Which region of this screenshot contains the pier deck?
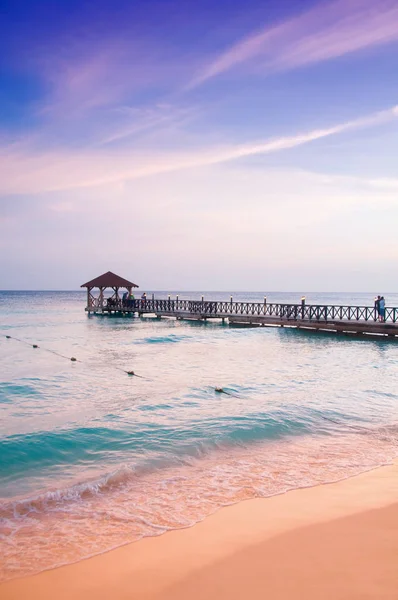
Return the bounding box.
[86,298,398,338]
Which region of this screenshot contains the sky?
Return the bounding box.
[0,0,397,291]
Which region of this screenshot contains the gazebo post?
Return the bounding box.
[99,287,104,309]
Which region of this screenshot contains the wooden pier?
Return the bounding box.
[81,272,398,339]
[134,298,398,337]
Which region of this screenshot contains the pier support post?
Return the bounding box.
[99,287,105,309]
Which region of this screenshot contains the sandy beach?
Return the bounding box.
[1,460,398,600]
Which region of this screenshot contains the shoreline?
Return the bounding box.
[2,458,394,582]
[1,460,398,599]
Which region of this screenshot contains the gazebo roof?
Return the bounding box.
[81,271,139,289]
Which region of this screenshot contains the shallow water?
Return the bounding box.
[1,290,397,580]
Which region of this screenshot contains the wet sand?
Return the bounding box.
[1,461,398,600]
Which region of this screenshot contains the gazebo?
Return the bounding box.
[81,271,139,312]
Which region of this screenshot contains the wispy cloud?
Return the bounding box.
[188,0,398,88]
[10,32,201,153]
[1,104,396,195]
[289,170,398,196]
[98,104,199,146]
[29,33,192,121]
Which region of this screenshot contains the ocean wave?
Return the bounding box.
[1,429,397,582]
[0,382,40,399]
[2,418,397,523]
[136,334,191,344]
[0,427,138,480]
[2,405,393,486]
[0,465,137,520]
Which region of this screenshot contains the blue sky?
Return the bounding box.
[0,0,397,291]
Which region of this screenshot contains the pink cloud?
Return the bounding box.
[188,0,398,88]
[0,104,396,195]
[29,33,192,120]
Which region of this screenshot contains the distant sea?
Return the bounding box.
[1,291,398,581]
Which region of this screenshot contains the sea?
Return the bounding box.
[1,290,398,581]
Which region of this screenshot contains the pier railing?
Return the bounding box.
[126,299,398,323]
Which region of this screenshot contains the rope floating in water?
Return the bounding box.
[214,388,372,430]
[319,414,370,432]
[2,337,392,425]
[214,387,240,398]
[4,335,143,377]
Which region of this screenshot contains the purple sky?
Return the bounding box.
[1,0,398,290]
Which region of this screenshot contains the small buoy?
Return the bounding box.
[214,387,237,397]
[4,334,145,379]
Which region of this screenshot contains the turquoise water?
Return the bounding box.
[1,291,398,580]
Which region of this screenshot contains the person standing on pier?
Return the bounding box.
[374,296,381,320]
[379,296,386,322]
